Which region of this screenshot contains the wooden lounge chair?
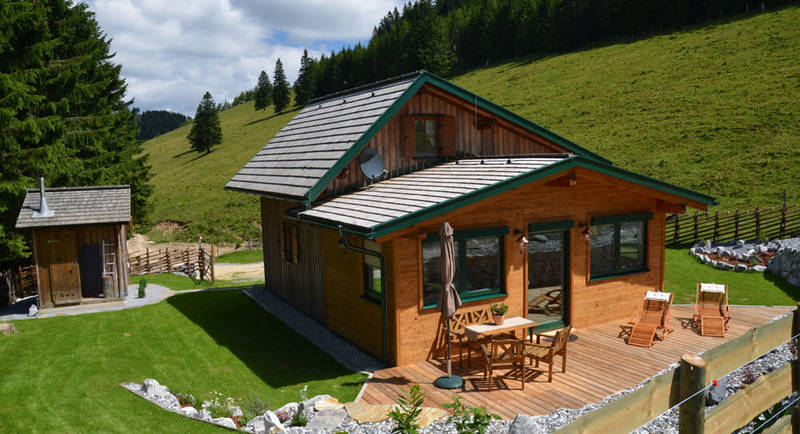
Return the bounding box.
[528,289,561,314]
[693,283,731,337]
[481,338,527,391]
[628,291,674,347]
[447,306,492,369]
[524,325,572,382]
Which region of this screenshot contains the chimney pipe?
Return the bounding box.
[32,176,54,218]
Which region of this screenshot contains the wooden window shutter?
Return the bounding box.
[439,115,457,156]
[402,116,416,158]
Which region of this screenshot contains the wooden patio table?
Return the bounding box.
[465,316,537,340]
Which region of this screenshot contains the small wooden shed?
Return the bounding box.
[15,182,131,309]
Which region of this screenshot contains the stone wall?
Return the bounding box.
[766,238,800,287]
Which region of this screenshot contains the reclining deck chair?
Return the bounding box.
[693,283,731,337]
[628,291,674,347]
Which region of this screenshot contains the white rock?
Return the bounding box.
[28,304,39,317]
[263,410,285,432]
[753,265,767,272]
[213,417,237,429]
[232,406,243,418]
[196,409,213,422]
[276,402,298,418]
[735,263,748,272]
[245,415,267,434]
[179,406,199,418]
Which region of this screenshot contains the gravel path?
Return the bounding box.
[244,287,383,374]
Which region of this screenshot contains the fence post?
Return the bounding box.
[694,213,699,243]
[146,248,150,274]
[679,352,707,434]
[713,211,719,242]
[199,246,205,281]
[165,248,171,272]
[734,209,739,240]
[674,213,680,246]
[755,206,761,240]
[210,245,216,286]
[781,201,787,239]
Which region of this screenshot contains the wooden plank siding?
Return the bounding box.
[33,224,128,308]
[323,84,568,197]
[386,172,667,365]
[321,228,385,359]
[260,197,325,322]
[361,305,794,421]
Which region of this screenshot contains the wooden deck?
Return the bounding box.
[360,305,793,420]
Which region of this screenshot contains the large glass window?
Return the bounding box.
[422,228,506,307]
[590,214,649,279]
[415,119,437,154]
[363,240,382,301]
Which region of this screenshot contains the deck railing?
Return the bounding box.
[556,303,800,433]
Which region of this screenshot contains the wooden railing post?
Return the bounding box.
[210,245,216,286]
[780,202,787,239]
[199,246,205,281]
[165,248,171,272]
[712,211,719,242]
[679,352,706,434]
[145,248,150,274]
[755,206,761,240]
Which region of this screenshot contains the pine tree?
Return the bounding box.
[254,70,272,111]
[0,0,152,266]
[187,92,222,154]
[294,49,315,107]
[272,59,291,114]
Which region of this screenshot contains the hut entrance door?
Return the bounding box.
[42,230,82,304]
[527,229,569,331]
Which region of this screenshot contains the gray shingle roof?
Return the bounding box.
[226,74,418,199]
[15,185,131,229]
[298,157,568,232]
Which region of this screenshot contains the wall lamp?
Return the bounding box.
[513,228,529,254]
[577,222,592,243]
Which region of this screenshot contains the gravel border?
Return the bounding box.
[244,287,384,374]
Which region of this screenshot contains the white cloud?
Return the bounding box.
[85,0,402,115]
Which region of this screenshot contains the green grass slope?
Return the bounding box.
[143,8,800,243]
[142,102,299,244]
[453,7,800,210]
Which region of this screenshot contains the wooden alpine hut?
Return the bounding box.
[227,71,717,366]
[15,179,131,309]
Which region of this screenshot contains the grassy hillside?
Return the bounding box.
[142,102,299,243]
[143,7,800,243]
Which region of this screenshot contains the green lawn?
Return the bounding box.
[215,249,264,264]
[664,247,800,305]
[0,291,365,432]
[135,273,263,291]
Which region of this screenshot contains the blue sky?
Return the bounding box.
[85,0,405,116]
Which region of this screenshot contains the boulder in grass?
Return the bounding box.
[276,402,298,417]
[179,406,199,418]
[262,411,285,432]
[735,263,748,272]
[0,322,17,335]
[245,415,266,434]
[196,409,213,422]
[139,379,179,411]
[212,417,237,429]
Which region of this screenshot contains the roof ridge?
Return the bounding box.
[307,70,424,105]
[25,185,131,192]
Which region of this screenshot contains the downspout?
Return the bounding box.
[337,226,389,365]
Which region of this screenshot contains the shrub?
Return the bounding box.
[387,385,425,434]
[241,395,270,425]
[138,279,147,298]
[443,395,501,434]
[175,392,195,407]
[291,411,308,427]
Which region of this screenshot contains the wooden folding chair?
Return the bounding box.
[524,325,572,382]
[628,291,674,347]
[693,283,731,337]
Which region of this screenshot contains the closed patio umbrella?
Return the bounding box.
[434,222,464,389]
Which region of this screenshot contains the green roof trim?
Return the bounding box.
[305,71,611,203]
[360,155,716,239]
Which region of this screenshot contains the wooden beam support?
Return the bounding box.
[656,200,686,214]
[546,172,577,188]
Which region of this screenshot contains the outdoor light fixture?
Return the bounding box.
[514,228,529,254]
[581,225,592,242]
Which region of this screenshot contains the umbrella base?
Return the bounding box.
[434,375,464,389]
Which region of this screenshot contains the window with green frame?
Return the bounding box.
[422,227,507,307]
[363,240,382,301]
[590,213,651,279]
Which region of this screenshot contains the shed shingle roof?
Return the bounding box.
[15,185,131,229]
[226,74,418,199]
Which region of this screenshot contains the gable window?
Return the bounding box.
[415,119,437,155]
[422,227,507,307]
[363,240,382,301]
[590,213,651,279]
[281,221,298,264]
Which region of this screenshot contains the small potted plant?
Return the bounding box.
[491,303,509,325]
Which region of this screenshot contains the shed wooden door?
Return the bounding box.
[42,230,82,304]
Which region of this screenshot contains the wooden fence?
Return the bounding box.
[557,303,800,433]
[129,245,216,284]
[666,204,800,246]
[16,265,38,298]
